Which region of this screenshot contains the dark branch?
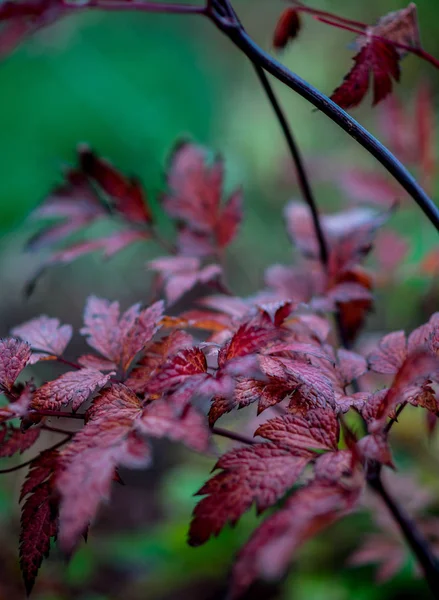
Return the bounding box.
[367,463,439,597]
[207,11,439,233]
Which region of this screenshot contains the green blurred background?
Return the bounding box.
[1,0,439,598]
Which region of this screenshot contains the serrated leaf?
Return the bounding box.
[189,444,312,546]
[12,316,72,360]
[0,338,31,392]
[231,480,362,597]
[0,425,40,458]
[255,409,339,452]
[19,450,59,595]
[32,369,113,411]
[331,38,400,110]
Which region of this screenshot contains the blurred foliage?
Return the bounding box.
[1,0,439,598]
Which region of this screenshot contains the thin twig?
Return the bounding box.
[0,435,71,475]
[367,463,439,597]
[56,356,82,370]
[30,409,86,420]
[212,426,256,445]
[80,0,206,15]
[42,424,77,436]
[313,15,439,71]
[252,65,329,265]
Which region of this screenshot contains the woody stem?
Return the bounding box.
[367,462,439,597]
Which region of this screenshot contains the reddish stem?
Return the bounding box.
[314,16,439,71]
[42,424,76,436]
[0,435,71,475]
[212,426,256,445]
[30,409,86,420]
[291,1,366,30]
[56,356,82,370]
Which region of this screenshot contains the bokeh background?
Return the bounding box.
[1,0,439,598]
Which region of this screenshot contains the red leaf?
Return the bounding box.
[231,480,362,597]
[189,444,312,546]
[208,377,291,425]
[163,142,242,251]
[260,356,335,408]
[220,317,277,365]
[313,450,354,483]
[12,315,72,361]
[79,146,153,224]
[148,256,222,305]
[0,338,31,392]
[273,8,301,50]
[137,400,209,452]
[164,142,223,232]
[337,349,368,385]
[215,189,243,249]
[255,409,339,452]
[57,387,150,553]
[368,330,407,374]
[370,350,439,431]
[0,425,40,457]
[147,347,208,394]
[357,433,394,467]
[32,369,113,411]
[19,449,59,595]
[126,330,193,393]
[86,384,143,422]
[81,296,163,372]
[44,229,149,267]
[331,38,400,110]
[28,169,105,251]
[338,168,398,207]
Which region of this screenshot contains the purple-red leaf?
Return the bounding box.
[19,450,59,595]
[0,425,40,457]
[331,38,400,110]
[0,338,31,392]
[12,315,72,360]
[32,369,113,411]
[189,444,312,546]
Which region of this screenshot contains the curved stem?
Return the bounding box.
[212,426,256,445]
[207,13,439,233]
[367,463,439,597]
[252,65,329,265]
[0,435,71,475]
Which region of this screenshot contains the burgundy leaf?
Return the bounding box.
[189,444,313,546]
[137,400,209,452]
[147,347,208,394]
[231,480,362,597]
[255,409,339,452]
[79,146,153,224]
[331,38,400,110]
[368,330,407,374]
[19,449,59,595]
[32,369,113,411]
[0,425,40,457]
[0,338,31,392]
